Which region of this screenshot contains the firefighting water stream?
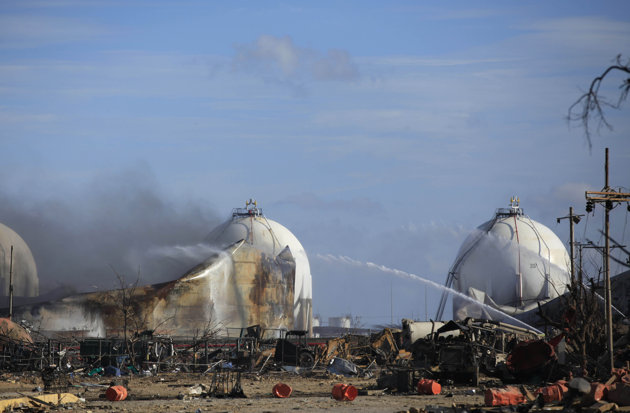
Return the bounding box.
[316,253,543,334]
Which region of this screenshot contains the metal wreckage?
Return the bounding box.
[2,311,630,410]
[0,313,566,387]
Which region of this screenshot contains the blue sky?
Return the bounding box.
[1,1,630,326]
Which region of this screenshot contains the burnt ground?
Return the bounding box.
[0,370,487,413]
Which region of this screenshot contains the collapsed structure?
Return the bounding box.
[437,198,571,324]
[7,200,312,338]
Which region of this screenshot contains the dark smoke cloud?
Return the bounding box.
[0,166,220,295]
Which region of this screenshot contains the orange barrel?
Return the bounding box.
[484,386,525,407]
[417,379,441,395]
[272,383,293,398]
[332,383,358,401]
[105,385,128,401]
[535,381,568,403]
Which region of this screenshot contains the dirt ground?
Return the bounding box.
[0,370,487,413]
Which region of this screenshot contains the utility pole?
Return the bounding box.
[585,147,630,374]
[578,242,584,289]
[557,207,583,285]
[9,246,14,321]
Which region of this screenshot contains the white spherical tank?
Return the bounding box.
[451,200,570,319]
[205,200,313,333]
[0,222,39,297]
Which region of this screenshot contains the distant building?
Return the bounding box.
[328,316,351,329]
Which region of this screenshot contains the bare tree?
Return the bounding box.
[106,267,143,369]
[568,54,630,149]
[189,318,223,353]
[109,267,140,339]
[538,277,607,377]
[350,315,364,332]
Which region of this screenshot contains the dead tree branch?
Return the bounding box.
[568,54,630,150]
[537,276,606,376]
[107,267,141,367]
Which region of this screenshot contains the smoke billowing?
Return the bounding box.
[0,166,220,295]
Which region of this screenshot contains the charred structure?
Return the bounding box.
[4,201,312,338]
[9,240,296,337]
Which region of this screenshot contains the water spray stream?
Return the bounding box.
[316,253,543,334]
[183,252,231,281]
[148,242,220,263]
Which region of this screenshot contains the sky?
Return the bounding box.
[1,1,630,327]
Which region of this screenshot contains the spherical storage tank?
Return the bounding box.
[448,199,570,320]
[0,222,39,297]
[205,200,313,333]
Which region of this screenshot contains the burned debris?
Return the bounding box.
[400,318,543,386]
[274,330,316,368]
[0,315,627,412]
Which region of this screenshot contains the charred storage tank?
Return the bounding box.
[205,200,313,334]
[0,222,39,298]
[437,199,570,322]
[9,201,307,338]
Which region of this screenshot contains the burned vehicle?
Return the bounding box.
[432,321,482,385]
[406,318,541,384]
[274,330,316,367]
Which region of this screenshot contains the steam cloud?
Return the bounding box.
[0,167,220,295]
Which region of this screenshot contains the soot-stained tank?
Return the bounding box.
[9,201,306,338]
[205,199,313,334]
[11,239,296,337]
[437,198,570,322]
[0,222,39,297]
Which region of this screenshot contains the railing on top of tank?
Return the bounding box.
[232,207,263,218]
[495,207,524,218]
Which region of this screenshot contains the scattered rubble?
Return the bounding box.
[0,317,628,412]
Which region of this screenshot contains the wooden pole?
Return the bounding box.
[569,207,575,284]
[9,246,13,320]
[557,209,583,287]
[585,148,630,373]
[605,148,613,373]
